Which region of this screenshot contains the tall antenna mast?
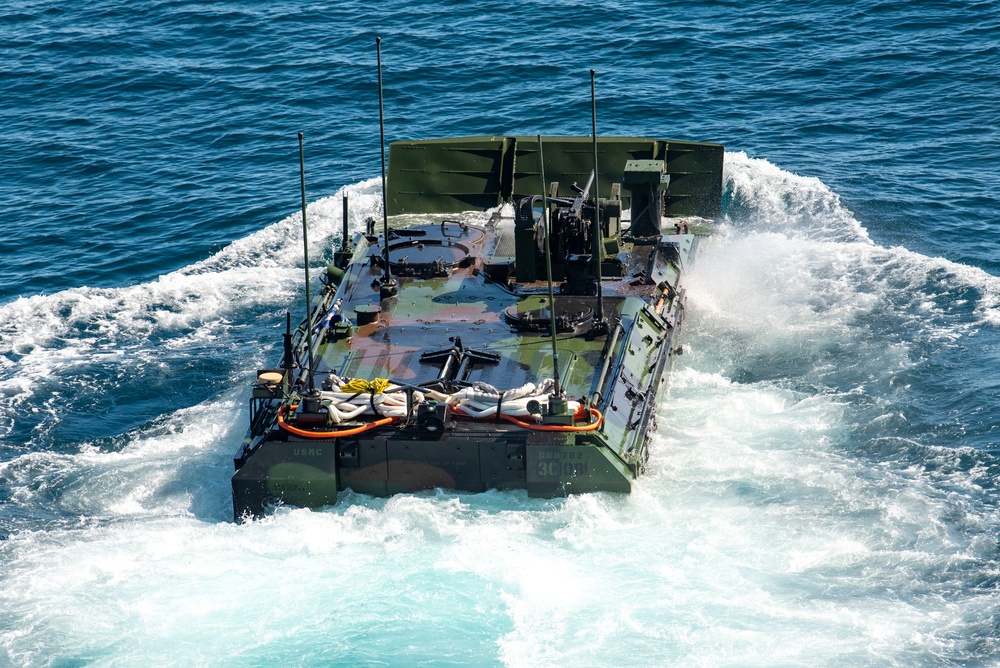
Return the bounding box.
[298,132,317,392]
[334,189,353,269]
[341,191,350,252]
[537,134,564,405]
[376,36,397,299]
[590,69,608,334]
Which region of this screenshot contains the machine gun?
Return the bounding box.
[559,170,600,294]
[514,169,622,295]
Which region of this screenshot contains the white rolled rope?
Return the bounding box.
[446,379,581,419]
[317,377,575,424]
[319,385,424,424]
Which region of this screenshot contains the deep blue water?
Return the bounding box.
[2,1,1000,665]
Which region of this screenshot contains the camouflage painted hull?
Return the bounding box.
[233,135,723,520]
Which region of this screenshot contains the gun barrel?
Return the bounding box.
[570,169,595,215]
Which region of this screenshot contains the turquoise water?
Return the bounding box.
[2,1,1000,665]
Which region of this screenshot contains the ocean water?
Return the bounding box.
[2,0,1000,665]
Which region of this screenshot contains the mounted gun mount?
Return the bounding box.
[232,135,724,520]
[513,172,624,295]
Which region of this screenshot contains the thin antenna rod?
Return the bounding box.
[341,190,350,252]
[590,69,606,326]
[298,132,316,392]
[376,36,395,295]
[537,134,562,399]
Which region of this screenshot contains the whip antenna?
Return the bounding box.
[537,134,564,403]
[376,36,397,299]
[590,69,607,333]
[341,191,350,252]
[298,132,317,392]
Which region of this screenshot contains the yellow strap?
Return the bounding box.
[340,378,391,394]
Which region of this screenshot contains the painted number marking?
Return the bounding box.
[535,451,588,478]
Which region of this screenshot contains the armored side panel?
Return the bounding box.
[387,136,724,218]
[661,141,725,218]
[232,439,340,519]
[385,136,513,214]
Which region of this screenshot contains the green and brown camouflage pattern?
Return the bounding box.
[232,135,723,520]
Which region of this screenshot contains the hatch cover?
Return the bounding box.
[504,296,594,334]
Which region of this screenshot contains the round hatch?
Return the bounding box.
[355,304,382,325]
[504,296,595,334]
[387,239,472,277]
[384,222,483,278]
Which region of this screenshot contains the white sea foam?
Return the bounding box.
[724,151,872,244]
[715,152,1000,339]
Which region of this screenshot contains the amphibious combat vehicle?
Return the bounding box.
[232,134,724,520]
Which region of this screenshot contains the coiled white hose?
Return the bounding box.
[316,377,575,424]
[446,379,581,419]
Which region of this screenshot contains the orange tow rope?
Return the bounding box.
[276,405,399,439]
